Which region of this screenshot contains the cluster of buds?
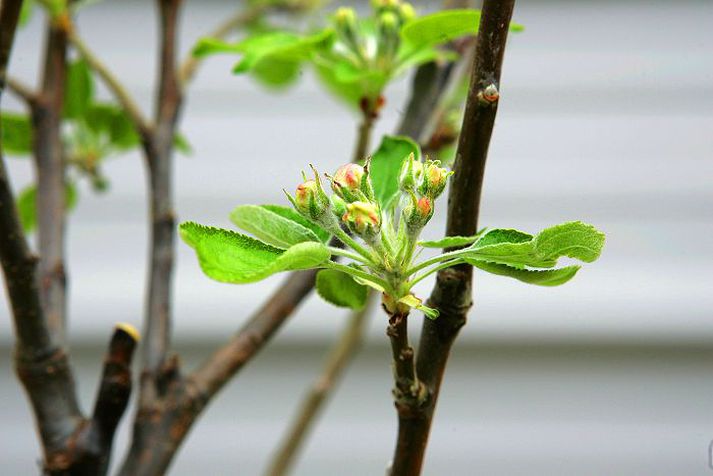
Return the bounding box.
[398,154,452,233]
[287,163,382,241]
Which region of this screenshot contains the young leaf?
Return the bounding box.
[260,204,331,243]
[419,229,487,248]
[472,261,581,287]
[230,204,323,249]
[316,269,368,310]
[401,9,523,50]
[174,133,192,155]
[84,103,139,150]
[370,135,420,210]
[231,30,334,75]
[16,182,79,233]
[64,59,94,119]
[1,112,33,155]
[179,222,330,284]
[534,221,605,264]
[463,222,605,269]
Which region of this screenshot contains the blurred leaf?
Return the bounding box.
[84,103,139,151]
[370,135,420,210]
[179,222,331,284]
[316,269,368,310]
[401,9,523,50]
[251,56,301,88]
[16,182,79,233]
[64,59,94,119]
[174,133,192,155]
[19,0,34,27]
[232,29,334,74]
[1,112,33,155]
[230,204,323,249]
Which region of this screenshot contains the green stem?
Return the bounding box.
[331,226,379,266]
[407,258,464,290]
[327,246,371,264]
[324,262,391,294]
[404,247,471,276]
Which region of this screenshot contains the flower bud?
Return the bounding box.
[419,161,452,199]
[334,7,362,58]
[330,163,366,203]
[330,194,347,218]
[377,11,400,61]
[398,3,415,22]
[342,201,381,237]
[403,195,433,232]
[398,153,423,192]
[287,166,331,222]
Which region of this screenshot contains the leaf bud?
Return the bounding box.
[342,201,381,237]
[398,153,423,192]
[419,161,452,199]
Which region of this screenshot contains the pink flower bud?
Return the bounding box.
[288,166,331,222]
[342,201,381,236]
[403,194,433,232]
[330,163,367,202]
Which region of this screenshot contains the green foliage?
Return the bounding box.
[179,222,331,284]
[1,112,33,155]
[19,0,35,27]
[230,204,324,248]
[64,59,94,119]
[471,261,580,287]
[192,3,523,109]
[369,135,419,210]
[16,182,78,233]
[316,269,368,310]
[418,231,486,248]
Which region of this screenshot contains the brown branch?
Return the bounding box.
[265,293,377,476]
[389,1,517,475]
[5,75,38,106]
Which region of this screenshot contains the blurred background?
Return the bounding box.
[1,0,712,474]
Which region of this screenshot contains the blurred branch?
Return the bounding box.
[265,286,378,476]
[5,75,38,107]
[66,23,152,140]
[389,1,517,474]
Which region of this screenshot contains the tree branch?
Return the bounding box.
[266,292,377,476]
[66,22,152,140]
[5,75,38,107]
[389,2,517,475]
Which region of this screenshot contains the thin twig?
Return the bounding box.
[5,75,38,106]
[388,2,517,475]
[265,293,377,476]
[66,23,152,139]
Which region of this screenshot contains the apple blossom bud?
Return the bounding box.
[342,201,381,236]
[330,194,347,218]
[287,166,331,222]
[377,11,400,61]
[419,161,452,199]
[329,163,367,203]
[398,153,423,192]
[398,3,415,22]
[403,194,433,232]
[334,7,362,58]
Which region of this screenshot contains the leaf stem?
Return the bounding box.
[404,247,470,276]
[330,225,379,266]
[407,258,464,289]
[327,246,370,264]
[324,261,391,294]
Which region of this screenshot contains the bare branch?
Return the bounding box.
[266,293,377,476]
[66,24,152,140]
[389,2,518,474]
[5,75,38,107]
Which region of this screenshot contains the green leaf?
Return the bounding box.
[419,229,487,248]
[472,261,581,286]
[230,204,323,249]
[401,9,523,50]
[174,133,192,155]
[370,135,420,210]
[64,59,94,119]
[192,37,246,57]
[313,59,365,107]
[1,112,33,155]
[260,204,331,243]
[463,222,605,269]
[179,222,330,284]
[534,221,605,264]
[232,30,333,74]
[316,269,367,310]
[250,56,301,88]
[84,103,139,150]
[19,0,34,27]
[16,182,79,233]
[16,185,36,232]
